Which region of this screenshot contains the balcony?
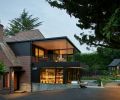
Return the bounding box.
[32,56,84,68]
[32,61,82,68]
[32,54,73,63]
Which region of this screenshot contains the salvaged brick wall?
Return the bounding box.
[0,51,13,68]
[17,56,31,92]
[0,50,12,90]
[0,51,32,92]
[0,76,3,89]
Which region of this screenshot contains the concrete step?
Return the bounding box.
[14,90,26,93]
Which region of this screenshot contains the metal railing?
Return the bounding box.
[32,54,68,63]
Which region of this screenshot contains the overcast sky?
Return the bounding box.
[0,0,96,53]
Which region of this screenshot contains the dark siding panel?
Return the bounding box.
[33,62,81,68]
[8,42,31,56]
[31,69,40,83]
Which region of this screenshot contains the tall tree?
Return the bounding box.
[79,53,108,72]
[78,48,120,75]
[5,9,42,35]
[97,47,120,60]
[47,0,120,49]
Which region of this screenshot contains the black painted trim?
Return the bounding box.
[32,62,83,68]
[30,42,33,92]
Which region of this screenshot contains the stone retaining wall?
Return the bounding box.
[32,83,79,92]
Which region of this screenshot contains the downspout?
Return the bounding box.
[30,41,33,92]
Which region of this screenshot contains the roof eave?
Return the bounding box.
[7,36,80,52]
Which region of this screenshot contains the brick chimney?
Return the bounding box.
[0,24,4,41]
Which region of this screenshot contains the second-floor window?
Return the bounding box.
[35,48,44,57]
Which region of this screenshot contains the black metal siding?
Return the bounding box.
[31,62,83,83]
[31,69,40,83]
[8,42,31,56]
[32,62,81,68]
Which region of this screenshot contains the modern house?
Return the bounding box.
[0,24,85,92]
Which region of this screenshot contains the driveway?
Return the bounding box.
[1,88,120,100]
[0,94,6,100]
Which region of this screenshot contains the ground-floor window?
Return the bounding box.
[67,68,80,83]
[56,69,63,83]
[40,68,63,84]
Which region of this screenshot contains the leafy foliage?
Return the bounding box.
[5,9,42,35]
[76,47,120,75]
[72,52,81,62]
[79,53,108,73]
[47,0,120,49]
[0,61,5,75]
[103,8,120,42]
[97,47,120,60]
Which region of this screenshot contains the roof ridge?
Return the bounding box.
[4,29,45,42]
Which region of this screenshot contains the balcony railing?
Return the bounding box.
[32,54,71,63]
[32,61,82,68]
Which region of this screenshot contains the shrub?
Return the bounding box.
[0,61,5,75]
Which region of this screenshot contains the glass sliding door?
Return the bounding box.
[56,69,63,84]
[67,68,80,83]
[40,69,55,83]
[40,68,63,84]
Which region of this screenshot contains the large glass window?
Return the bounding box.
[35,48,39,57]
[60,49,73,55]
[40,68,63,84]
[35,48,44,57]
[56,69,63,84]
[67,68,80,83]
[38,49,44,57]
[40,69,55,83]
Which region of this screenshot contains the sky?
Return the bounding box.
[0,0,96,53]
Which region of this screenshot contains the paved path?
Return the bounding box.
[1,88,120,100]
[0,95,6,100]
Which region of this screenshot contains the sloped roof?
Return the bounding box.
[108,59,120,67]
[0,42,21,67]
[0,45,12,71]
[4,29,45,42]
[0,29,44,69]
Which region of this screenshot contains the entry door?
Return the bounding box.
[3,73,9,88]
[14,72,19,90]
